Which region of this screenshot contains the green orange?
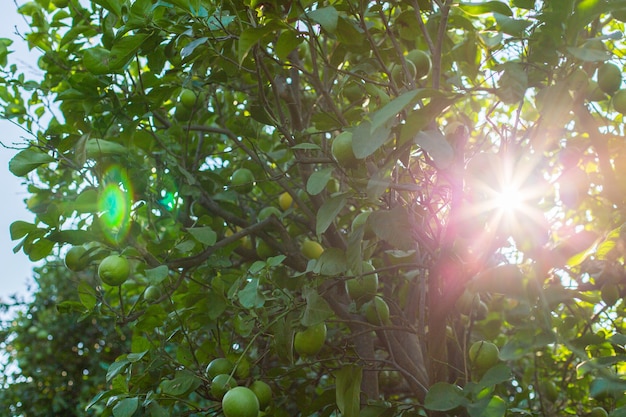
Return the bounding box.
[222,387,259,417]
[294,322,327,356]
[98,254,130,286]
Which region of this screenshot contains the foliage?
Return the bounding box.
[0,264,126,416]
[3,0,626,416]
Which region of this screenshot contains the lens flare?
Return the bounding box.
[98,165,133,243]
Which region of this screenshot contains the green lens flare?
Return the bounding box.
[98,166,133,243]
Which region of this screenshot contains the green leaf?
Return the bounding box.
[314,247,347,276]
[291,143,321,150]
[106,357,130,382]
[238,27,269,64]
[352,120,392,160]
[566,46,611,62]
[93,0,123,17]
[306,7,339,34]
[83,47,112,75]
[414,130,455,169]
[494,13,532,37]
[459,1,513,16]
[108,33,150,70]
[497,62,528,104]
[127,351,147,363]
[370,90,420,133]
[73,188,99,213]
[306,168,334,195]
[28,238,55,261]
[499,330,555,360]
[10,221,36,240]
[238,278,265,309]
[180,37,208,60]
[146,265,169,284]
[316,193,347,236]
[187,226,217,246]
[476,364,512,390]
[369,207,415,251]
[206,291,227,320]
[276,30,303,60]
[78,280,97,311]
[425,382,467,411]
[159,372,202,396]
[468,395,506,417]
[112,397,138,417]
[302,287,333,326]
[85,138,127,158]
[335,365,362,417]
[9,148,56,177]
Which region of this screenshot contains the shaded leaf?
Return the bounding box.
[316,193,347,236]
[146,265,169,284]
[425,382,467,411]
[497,62,528,104]
[307,167,334,196]
[112,397,138,417]
[78,280,97,311]
[468,395,506,417]
[352,120,392,160]
[369,207,415,250]
[306,6,339,33]
[335,365,362,417]
[459,1,513,16]
[302,287,333,326]
[370,89,420,133]
[187,226,217,246]
[414,130,455,169]
[238,278,265,309]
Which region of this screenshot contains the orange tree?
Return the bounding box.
[0,263,127,416]
[3,0,626,416]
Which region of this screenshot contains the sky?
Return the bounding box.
[0,1,42,303]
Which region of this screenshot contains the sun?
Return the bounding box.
[462,151,550,246]
[492,183,526,215]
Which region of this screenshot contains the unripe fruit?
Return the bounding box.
[331,132,357,167]
[362,296,390,326]
[249,380,272,410]
[566,68,589,91]
[256,239,275,259]
[588,407,609,417]
[258,206,281,221]
[278,192,294,211]
[587,80,608,101]
[98,255,130,286]
[211,374,237,399]
[301,239,324,260]
[222,387,260,417]
[406,49,431,79]
[538,380,559,402]
[613,89,626,114]
[468,340,500,370]
[294,322,327,356]
[144,285,161,302]
[179,89,197,109]
[206,358,235,379]
[378,369,403,389]
[345,262,378,304]
[64,246,89,271]
[230,168,255,193]
[597,62,622,94]
[601,283,620,306]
